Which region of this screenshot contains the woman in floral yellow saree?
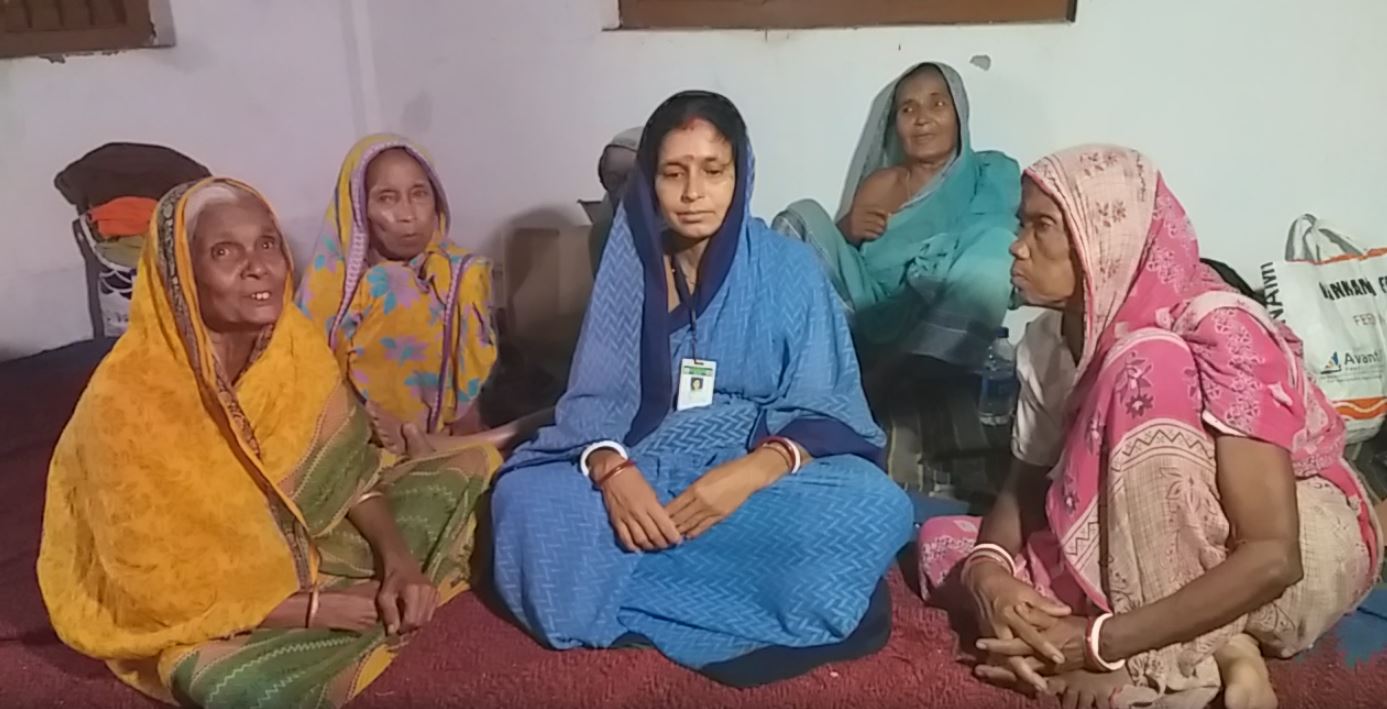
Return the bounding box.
[297,135,499,446]
[37,178,499,708]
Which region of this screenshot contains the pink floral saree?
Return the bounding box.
[918,146,1380,707]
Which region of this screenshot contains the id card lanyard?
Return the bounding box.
[669,255,700,360]
[670,255,718,411]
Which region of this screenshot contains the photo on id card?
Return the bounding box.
[677,358,716,411]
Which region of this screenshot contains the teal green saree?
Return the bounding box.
[774,62,1020,367]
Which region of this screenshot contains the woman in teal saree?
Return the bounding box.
[774,62,1020,370]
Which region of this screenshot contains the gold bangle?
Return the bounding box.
[356,489,385,505]
[305,587,320,629]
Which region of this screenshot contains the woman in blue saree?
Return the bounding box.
[492,91,913,687]
[773,62,1020,369]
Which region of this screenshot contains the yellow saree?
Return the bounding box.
[297,134,498,434]
[37,178,499,707]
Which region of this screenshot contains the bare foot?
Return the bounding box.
[1049,669,1131,709]
[1216,634,1278,709]
[401,423,437,459]
[366,402,407,456]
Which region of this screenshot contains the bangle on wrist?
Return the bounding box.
[757,436,802,474]
[965,542,1017,576]
[592,458,636,489]
[580,440,628,478]
[305,587,321,629]
[963,551,1012,577]
[758,441,794,471]
[1085,613,1126,672]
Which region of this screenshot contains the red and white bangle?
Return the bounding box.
[1085,613,1126,672]
[964,542,1017,576]
[758,436,803,474]
[579,440,628,479]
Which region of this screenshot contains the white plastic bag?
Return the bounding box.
[1260,214,1387,443]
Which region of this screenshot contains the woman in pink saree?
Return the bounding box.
[917,146,1380,709]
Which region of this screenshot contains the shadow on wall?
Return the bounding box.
[499,205,595,383]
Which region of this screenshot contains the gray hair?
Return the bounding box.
[184,182,257,241]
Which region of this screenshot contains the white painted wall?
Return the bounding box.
[365,0,1387,287]
[4,0,1385,358]
[0,0,371,359]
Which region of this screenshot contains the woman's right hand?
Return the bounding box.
[963,559,1072,693]
[592,453,682,552]
[843,205,890,243]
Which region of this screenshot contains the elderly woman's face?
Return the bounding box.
[365,149,438,262]
[1011,178,1079,310]
[894,68,959,164]
[191,196,289,333]
[654,118,736,241]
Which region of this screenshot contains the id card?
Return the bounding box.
[677,358,717,411]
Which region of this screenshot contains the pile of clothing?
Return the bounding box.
[82,196,157,268]
[54,142,210,336]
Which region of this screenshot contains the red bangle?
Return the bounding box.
[592,459,636,489]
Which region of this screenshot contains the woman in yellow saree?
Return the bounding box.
[37,178,499,708]
[297,134,508,452]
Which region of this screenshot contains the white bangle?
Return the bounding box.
[1087,613,1126,671]
[966,542,1017,576]
[579,440,628,478]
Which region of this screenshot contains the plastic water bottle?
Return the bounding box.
[978,327,1018,427]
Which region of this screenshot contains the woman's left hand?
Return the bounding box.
[665,455,771,540]
[976,614,1089,677]
[376,556,438,636]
